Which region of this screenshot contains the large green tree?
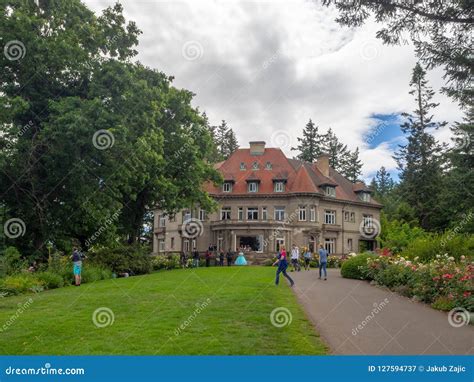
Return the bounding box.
[323,0,473,107]
[291,119,323,162]
[394,63,446,230]
[0,0,220,255]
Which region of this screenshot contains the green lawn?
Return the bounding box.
[0,267,327,355]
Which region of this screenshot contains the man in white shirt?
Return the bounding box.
[290,244,301,271]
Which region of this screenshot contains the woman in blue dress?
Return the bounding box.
[234,249,247,266]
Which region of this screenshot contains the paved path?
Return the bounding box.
[291,269,474,355]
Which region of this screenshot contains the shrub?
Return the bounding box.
[1,246,27,275]
[340,253,376,280]
[36,271,64,289]
[88,245,152,275]
[431,296,457,311]
[0,274,44,294]
[81,265,112,283]
[327,255,342,268]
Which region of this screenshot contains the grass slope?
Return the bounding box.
[0,267,327,355]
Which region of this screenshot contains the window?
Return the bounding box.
[183,211,191,222]
[159,239,165,252]
[247,207,258,220]
[220,207,231,220]
[184,240,190,252]
[345,211,356,222]
[238,207,243,221]
[252,161,259,170]
[310,207,316,222]
[169,215,176,222]
[324,210,336,225]
[325,186,336,197]
[275,207,285,221]
[360,192,371,202]
[158,214,166,227]
[274,181,285,192]
[199,209,206,221]
[325,238,335,254]
[223,182,232,193]
[240,162,246,170]
[262,207,267,220]
[192,239,196,250]
[298,206,307,221]
[217,237,223,251]
[265,161,272,170]
[347,238,353,252]
[363,214,373,229]
[248,182,259,193]
[276,238,285,252]
[171,237,175,249]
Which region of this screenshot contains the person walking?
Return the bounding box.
[70,247,86,286]
[226,250,233,266]
[273,246,294,287]
[290,244,301,272]
[318,244,328,280]
[303,247,312,270]
[205,250,211,267]
[219,251,224,266]
[192,250,200,268]
[180,251,187,268]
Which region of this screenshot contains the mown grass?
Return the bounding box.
[0,267,327,355]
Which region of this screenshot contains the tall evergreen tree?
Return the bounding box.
[439,106,474,232]
[291,119,323,162]
[342,147,363,183]
[224,128,239,159]
[321,128,350,173]
[373,166,395,197]
[394,63,447,230]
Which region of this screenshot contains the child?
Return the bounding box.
[272,246,294,287]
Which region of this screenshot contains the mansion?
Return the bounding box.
[153,141,382,257]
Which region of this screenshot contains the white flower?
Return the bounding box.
[436,254,441,259]
[448,257,455,261]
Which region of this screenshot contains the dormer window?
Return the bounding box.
[274,181,285,192]
[360,192,371,202]
[240,162,246,170]
[252,161,259,170]
[222,182,233,193]
[325,186,336,197]
[248,182,259,193]
[265,161,272,170]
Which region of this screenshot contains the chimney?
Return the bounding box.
[316,154,330,177]
[249,141,266,156]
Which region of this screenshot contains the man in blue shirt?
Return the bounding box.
[318,244,328,280]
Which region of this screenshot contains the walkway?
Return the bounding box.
[291,268,473,354]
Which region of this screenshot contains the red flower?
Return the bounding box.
[442,273,453,279]
[463,291,471,298]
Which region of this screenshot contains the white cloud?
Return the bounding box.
[85,0,464,179]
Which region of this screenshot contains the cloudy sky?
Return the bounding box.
[86,0,463,182]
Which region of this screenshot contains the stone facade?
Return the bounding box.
[153,142,382,257]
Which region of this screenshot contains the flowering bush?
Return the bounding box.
[362,254,473,311]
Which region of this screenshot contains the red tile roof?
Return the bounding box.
[204,146,381,206]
